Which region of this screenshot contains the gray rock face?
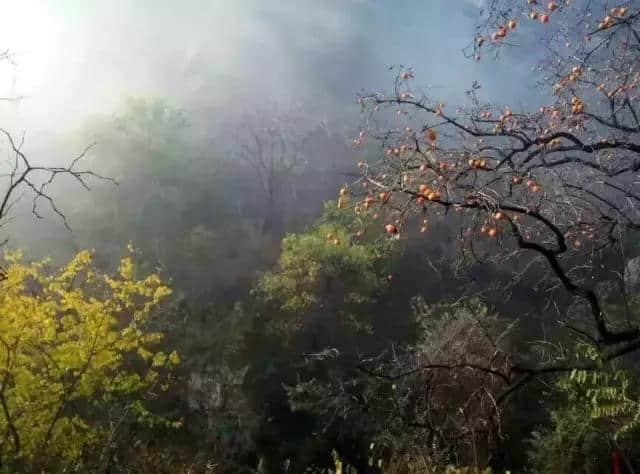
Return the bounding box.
[186,366,248,435]
[187,371,225,413]
[625,257,640,294]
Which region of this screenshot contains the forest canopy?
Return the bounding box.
[0,0,639,473]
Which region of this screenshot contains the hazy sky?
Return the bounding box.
[0,0,544,140]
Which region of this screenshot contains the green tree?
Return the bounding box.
[255,201,394,338]
[528,355,640,473]
[240,202,399,472]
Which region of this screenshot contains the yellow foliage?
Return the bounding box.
[0,249,176,466]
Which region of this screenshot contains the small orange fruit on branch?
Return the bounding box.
[385,224,398,235]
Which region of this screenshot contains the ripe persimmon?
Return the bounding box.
[385,224,398,235]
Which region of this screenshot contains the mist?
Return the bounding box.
[0,1,636,472]
[0,0,548,245]
[0,1,544,135]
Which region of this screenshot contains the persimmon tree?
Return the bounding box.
[347,1,640,412]
[0,248,178,468]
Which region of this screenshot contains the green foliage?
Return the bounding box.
[527,402,613,474]
[255,201,393,336]
[566,367,640,438]
[528,355,640,473]
[235,204,401,471]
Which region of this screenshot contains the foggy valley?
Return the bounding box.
[0,1,639,472]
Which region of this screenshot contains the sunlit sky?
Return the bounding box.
[0,0,544,141]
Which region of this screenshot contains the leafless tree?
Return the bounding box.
[235,108,314,233]
[354,298,516,468]
[0,50,115,256]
